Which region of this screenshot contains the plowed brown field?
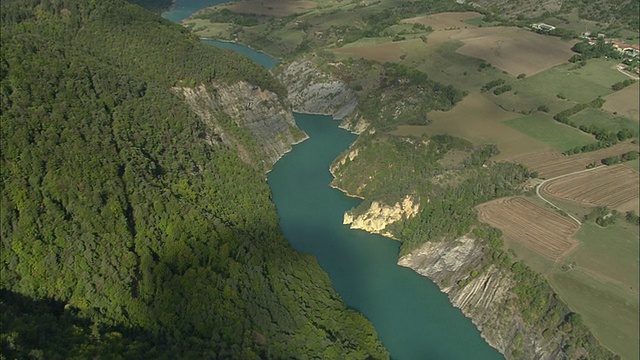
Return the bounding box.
[507,142,639,179]
[540,165,640,212]
[477,197,580,261]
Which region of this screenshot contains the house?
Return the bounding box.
[532,23,556,32]
[611,39,640,58]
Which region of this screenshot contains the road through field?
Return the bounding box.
[535,165,607,225]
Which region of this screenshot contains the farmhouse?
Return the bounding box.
[532,23,556,32]
[611,40,640,58]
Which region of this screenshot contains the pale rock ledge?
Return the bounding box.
[343,195,420,237]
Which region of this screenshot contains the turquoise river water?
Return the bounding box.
[164,2,504,358]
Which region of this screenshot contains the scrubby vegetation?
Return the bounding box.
[331,133,532,253]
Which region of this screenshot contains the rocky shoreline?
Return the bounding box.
[275,57,608,360]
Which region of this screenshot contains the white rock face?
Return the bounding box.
[176,82,306,168]
[343,196,420,236]
[398,236,561,360]
[276,60,358,119]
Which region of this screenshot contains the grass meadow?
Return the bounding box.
[624,159,640,171]
[504,113,596,153]
[551,221,639,360]
[493,59,629,114]
[570,108,639,135]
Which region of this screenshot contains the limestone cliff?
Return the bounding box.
[399,237,569,360]
[175,82,307,170]
[275,60,358,120]
[343,196,420,238]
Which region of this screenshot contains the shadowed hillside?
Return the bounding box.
[0,0,388,358]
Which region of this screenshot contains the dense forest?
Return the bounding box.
[0,0,388,358]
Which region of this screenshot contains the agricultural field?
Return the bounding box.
[333,41,405,63]
[493,59,629,114]
[476,197,580,261]
[602,82,640,121]
[540,164,640,212]
[496,194,640,360]
[570,108,639,135]
[400,39,510,92]
[504,113,596,153]
[455,27,577,76]
[391,93,548,159]
[401,11,483,30]
[550,220,639,360]
[507,142,639,178]
[185,19,233,38]
[214,0,318,16]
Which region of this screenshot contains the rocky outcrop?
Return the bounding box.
[175,83,307,169]
[399,237,566,360]
[343,196,420,238]
[275,60,358,120]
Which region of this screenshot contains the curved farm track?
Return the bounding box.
[540,164,640,212]
[476,197,580,261]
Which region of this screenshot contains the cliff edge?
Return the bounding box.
[176,82,307,170]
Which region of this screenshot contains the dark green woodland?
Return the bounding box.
[0,0,388,358]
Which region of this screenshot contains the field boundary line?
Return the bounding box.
[535,165,607,225]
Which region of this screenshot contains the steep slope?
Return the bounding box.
[329,132,619,359]
[0,0,387,358]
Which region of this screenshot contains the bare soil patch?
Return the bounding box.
[540,165,640,212]
[455,27,577,76]
[602,82,639,121]
[507,142,640,179]
[333,42,404,63]
[218,0,317,16]
[401,12,482,30]
[477,197,580,261]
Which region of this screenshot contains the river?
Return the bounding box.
[164,2,503,359]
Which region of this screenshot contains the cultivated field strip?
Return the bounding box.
[508,142,639,179]
[540,165,640,212]
[477,197,580,261]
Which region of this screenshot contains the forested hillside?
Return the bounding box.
[0,0,387,358]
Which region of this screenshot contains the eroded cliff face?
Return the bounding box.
[343,196,420,238]
[175,82,307,170]
[275,60,358,120]
[399,237,567,360]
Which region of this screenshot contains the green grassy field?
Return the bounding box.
[624,159,640,171]
[504,113,596,152]
[551,221,639,360]
[570,108,639,135]
[402,40,511,93]
[493,59,629,114]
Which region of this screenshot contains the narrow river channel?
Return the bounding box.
[164,2,504,359]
